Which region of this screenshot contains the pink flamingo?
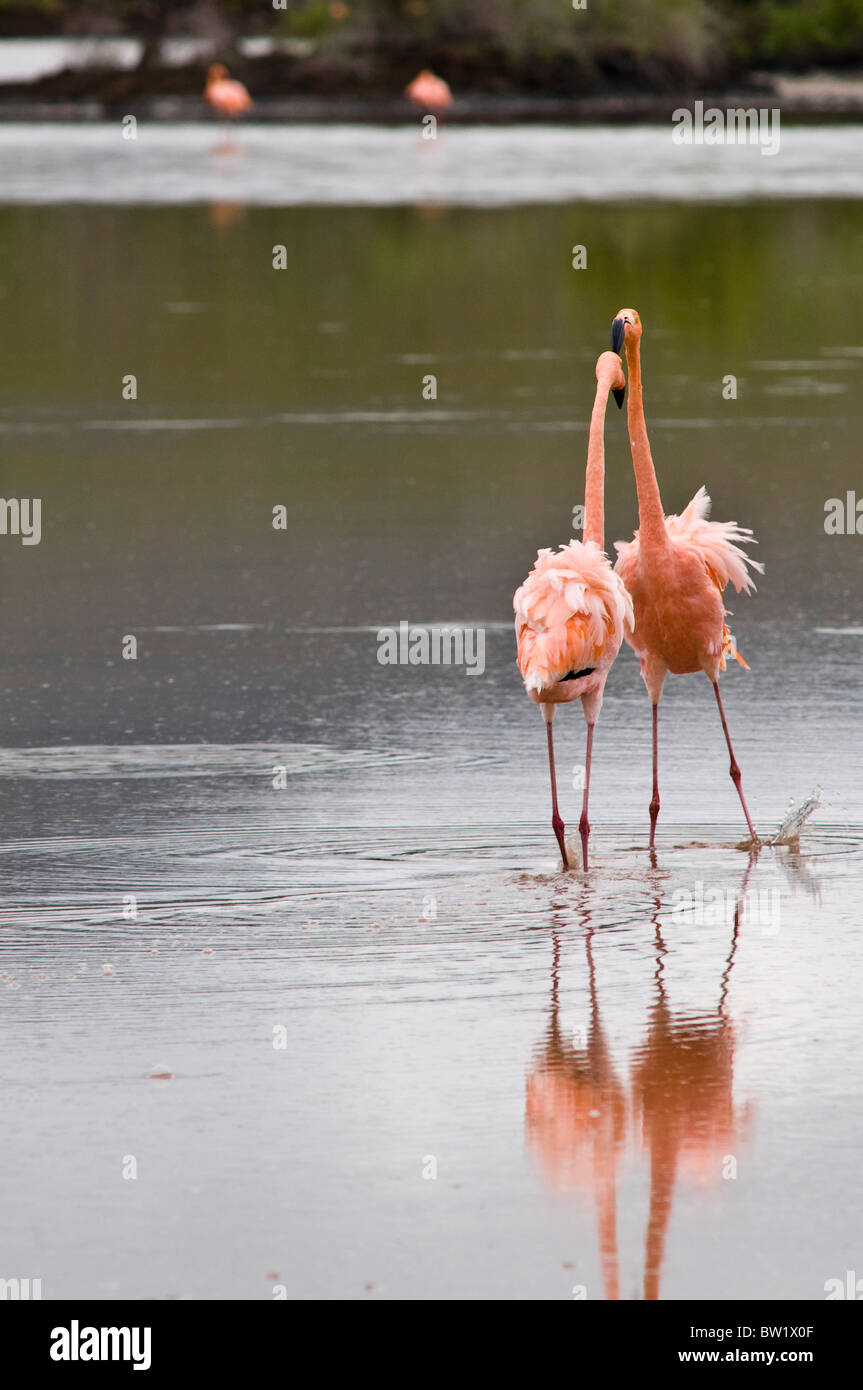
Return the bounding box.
[404,70,453,117]
[514,352,633,870]
[204,64,253,133]
[610,308,763,847]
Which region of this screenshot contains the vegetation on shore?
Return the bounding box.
[1,1,863,99]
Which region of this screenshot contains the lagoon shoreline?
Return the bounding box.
[3,77,863,125]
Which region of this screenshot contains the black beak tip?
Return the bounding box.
[611,318,625,354]
[612,386,625,409]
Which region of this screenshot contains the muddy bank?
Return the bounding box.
[4,75,863,124]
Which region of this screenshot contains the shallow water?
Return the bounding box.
[1,123,863,205]
[0,131,862,1299]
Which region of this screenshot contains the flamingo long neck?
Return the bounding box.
[625,335,668,551]
[583,380,610,549]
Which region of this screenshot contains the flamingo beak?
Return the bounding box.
[612,385,625,409]
[611,317,625,354]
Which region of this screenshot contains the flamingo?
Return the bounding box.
[204,64,253,133]
[514,352,633,870]
[404,70,452,117]
[610,308,763,848]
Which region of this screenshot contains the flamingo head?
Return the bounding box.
[595,349,626,409]
[611,307,641,354]
[207,64,228,84]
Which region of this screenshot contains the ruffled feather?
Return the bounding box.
[615,485,763,596]
[514,540,634,695]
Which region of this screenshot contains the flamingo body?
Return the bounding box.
[610,307,762,841]
[515,539,632,720]
[205,65,252,120]
[614,486,761,685]
[513,350,629,869]
[405,70,452,112]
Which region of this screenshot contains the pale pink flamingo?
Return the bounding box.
[404,70,452,117]
[514,352,633,870]
[204,64,253,133]
[610,308,763,847]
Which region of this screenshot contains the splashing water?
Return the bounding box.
[769,787,822,846]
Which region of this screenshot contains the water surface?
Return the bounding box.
[1,123,863,204]
[0,132,861,1299]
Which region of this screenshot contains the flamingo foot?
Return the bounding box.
[730,763,759,844]
[545,714,569,870]
[578,813,590,871]
[649,703,660,849]
[579,722,595,871]
[713,682,760,846]
[648,797,660,849]
[553,813,570,871]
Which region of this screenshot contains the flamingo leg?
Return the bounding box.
[649,702,660,848]
[712,682,758,843]
[545,717,569,870]
[578,723,595,871]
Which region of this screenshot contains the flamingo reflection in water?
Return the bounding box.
[525,921,627,1299]
[525,857,757,1299]
[634,863,755,1299]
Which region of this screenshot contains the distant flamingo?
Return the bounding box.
[404,70,452,117]
[514,352,632,870]
[204,64,253,132]
[610,308,763,847]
